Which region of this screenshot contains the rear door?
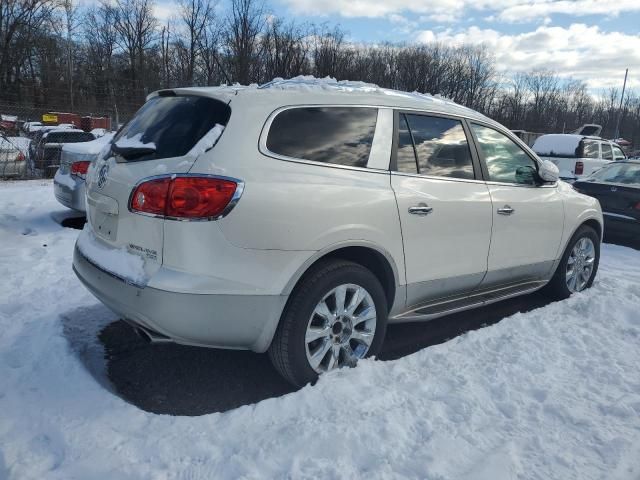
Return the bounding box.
[85,94,231,273]
[391,112,492,308]
[469,123,564,287]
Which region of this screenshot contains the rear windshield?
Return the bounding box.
[44,132,95,144]
[113,95,231,161]
[266,107,377,168]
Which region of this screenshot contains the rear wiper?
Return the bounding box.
[111,143,156,160]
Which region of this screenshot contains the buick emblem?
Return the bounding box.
[611,186,617,192]
[97,164,109,189]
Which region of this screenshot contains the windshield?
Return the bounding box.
[590,163,640,185]
[112,95,231,161]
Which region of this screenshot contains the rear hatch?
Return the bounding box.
[84,93,231,277]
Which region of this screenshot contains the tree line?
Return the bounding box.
[1,0,638,145]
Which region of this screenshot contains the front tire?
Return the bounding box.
[269,260,388,388]
[544,225,600,300]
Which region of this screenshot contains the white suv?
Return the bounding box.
[73,78,603,387]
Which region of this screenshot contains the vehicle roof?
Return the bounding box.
[43,128,85,137]
[151,76,496,126]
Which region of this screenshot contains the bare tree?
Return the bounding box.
[224,0,265,84]
[178,0,215,85]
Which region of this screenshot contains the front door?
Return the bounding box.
[391,112,493,308]
[469,123,564,287]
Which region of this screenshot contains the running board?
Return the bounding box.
[392,281,547,322]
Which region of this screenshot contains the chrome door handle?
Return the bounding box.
[497,205,515,215]
[408,204,433,216]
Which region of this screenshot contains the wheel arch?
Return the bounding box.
[283,242,401,313]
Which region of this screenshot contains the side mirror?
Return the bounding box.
[538,160,559,183]
[515,165,538,185]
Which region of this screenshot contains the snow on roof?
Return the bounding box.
[532,134,583,157]
[43,128,85,138]
[1,114,18,122]
[162,76,489,122]
[62,132,114,155]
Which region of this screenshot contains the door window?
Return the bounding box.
[582,140,600,159]
[601,143,613,160]
[471,124,538,185]
[266,107,377,168]
[396,113,475,179]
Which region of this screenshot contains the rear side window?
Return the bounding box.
[113,95,231,161]
[266,107,377,168]
[601,143,613,160]
[582,140,600,159]
[45,132,95,143]
[396,113,474,179]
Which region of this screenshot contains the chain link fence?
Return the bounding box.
[1,103,133,180]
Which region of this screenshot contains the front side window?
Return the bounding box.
[396,113,474,179]
[582,140,600,159]
[612,146,626,160]
[266,107,377,168]
[472,124,538,185]
[601,143,613,160]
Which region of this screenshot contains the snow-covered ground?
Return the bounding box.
[1,180,640,479]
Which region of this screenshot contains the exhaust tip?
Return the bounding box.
[130,323,173,344]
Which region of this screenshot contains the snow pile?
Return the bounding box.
[533,134,582,157]
[113,133,156,150]
[76,224,148,286]
[188,124,225,157]
[1,181,640,479]
[63,133,114,156]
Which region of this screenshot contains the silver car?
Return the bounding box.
[0,135,28,178]
[54,134,114,211]
[73,80,603,387]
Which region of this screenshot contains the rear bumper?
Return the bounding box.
[54,171,86,211]
[73,246,287,352]
[0,161,26,177]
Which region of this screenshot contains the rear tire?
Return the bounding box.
[544,225,600,300]
[269,260,388,388]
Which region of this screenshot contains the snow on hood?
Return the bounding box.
[113,132,156,150]
[533,134,583,157]
[188,124,225,157]
[62,133,114,155]
[76,224,148,286]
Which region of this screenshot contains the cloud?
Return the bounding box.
[415,24,640,90]
[497,0,640,23]
[279,0,640,24]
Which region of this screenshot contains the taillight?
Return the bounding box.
[71,161,91,179]
[130,175,242,220]
[574,161,584,176]
[634,201,640,211]
[16,152,25,162]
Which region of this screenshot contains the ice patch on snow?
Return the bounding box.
[533,134,583,157]
[113,132,156,150]
[189,124,225,157]
[76,224,148,285]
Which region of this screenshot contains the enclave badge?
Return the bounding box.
[97,164,109,189]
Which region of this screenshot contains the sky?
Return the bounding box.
[153,0,640,92]
[271,0,640,92]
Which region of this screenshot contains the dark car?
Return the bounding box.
[573,161,640,243]
[33,129,95,177]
